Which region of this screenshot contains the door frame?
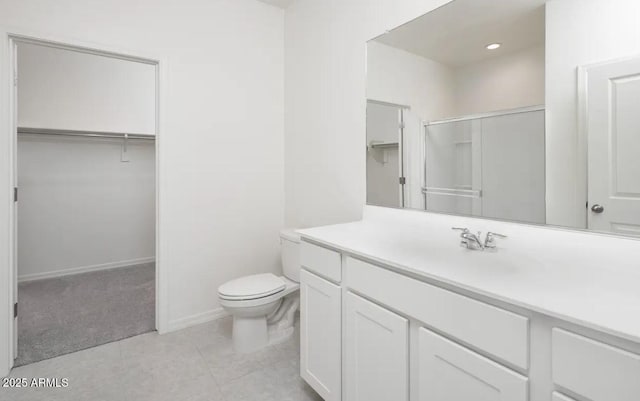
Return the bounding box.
[0,27,169,375]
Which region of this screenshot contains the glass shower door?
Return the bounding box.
[424,119,482,216]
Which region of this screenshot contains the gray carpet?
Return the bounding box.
[16,263,155,366]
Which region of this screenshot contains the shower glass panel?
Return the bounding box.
[480,110,545,224]
[424,119,481,217]
[424,109,545,224]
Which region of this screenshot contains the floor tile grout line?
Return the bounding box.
[195,340,228,392]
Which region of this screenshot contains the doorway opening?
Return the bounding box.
[366,100,406,209]
[9,36,160,367]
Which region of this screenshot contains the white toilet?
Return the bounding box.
[218,229,301,353]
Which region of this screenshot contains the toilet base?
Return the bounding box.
[232,316,269,353]
[267,294,300,346]
[230,292,300,353]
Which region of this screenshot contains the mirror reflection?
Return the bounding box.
[366,0,640,236]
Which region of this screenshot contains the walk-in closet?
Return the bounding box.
[14,41,157,365]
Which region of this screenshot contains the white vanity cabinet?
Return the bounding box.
[298,236,640,401]
[345,256,528,401]
[418,328,527,401]
[344,292,408,401]
[300,243,342,401]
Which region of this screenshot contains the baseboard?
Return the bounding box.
[18,256,156,282]
[166,307,229,333]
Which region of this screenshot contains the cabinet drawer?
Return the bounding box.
[346,257,529,369]
[418,328,528,401]
[551,392,576,401]
[552,328,640,401]
[301,241,341,282]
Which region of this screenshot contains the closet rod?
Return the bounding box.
[17,127,155,140]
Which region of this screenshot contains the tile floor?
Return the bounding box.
[1,315,322,401]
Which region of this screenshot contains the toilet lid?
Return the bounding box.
[218,273,286,300]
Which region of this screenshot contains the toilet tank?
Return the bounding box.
[280,229,301,283]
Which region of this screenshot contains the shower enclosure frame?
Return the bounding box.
[422,105,546,221]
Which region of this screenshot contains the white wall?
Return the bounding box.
[454,45,545,116]
[0,0,285,373]
[17,44,156,281]
[367,42,544,122]
[18,43,156,133]
[284,0,454,229]
[546,0,640,228]
[366,41,455,121]
[17,137,156,280]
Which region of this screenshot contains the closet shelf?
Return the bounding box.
[17,127,155,140]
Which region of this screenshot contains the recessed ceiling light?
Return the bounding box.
[486,43,501,50]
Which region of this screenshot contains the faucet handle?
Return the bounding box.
[453,227,470,248]
[484,232,507,249]
[487,232,507,238]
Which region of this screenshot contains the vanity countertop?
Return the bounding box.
[297,207,640,344]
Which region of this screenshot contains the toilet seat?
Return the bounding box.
[219,276,300,310]
[218,273,286,301]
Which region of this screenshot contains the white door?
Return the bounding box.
[586,57,640,235]
[418,328,528,401]
[345,292,408,401]
[300,269,342,401]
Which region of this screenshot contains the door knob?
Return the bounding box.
[591,204,604,213]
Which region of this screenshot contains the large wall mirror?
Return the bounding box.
[366,0,640,237]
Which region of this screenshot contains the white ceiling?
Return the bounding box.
[256,0,295,9]
[374,0,546,68]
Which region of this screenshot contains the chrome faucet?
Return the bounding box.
[452,227,484,250]
[452,228,507,251]
[483,232,508,251]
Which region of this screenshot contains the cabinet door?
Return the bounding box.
[418,328,528,401]
[345,292,408,401]
[551,328,640,401]
[300,269,341,401]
